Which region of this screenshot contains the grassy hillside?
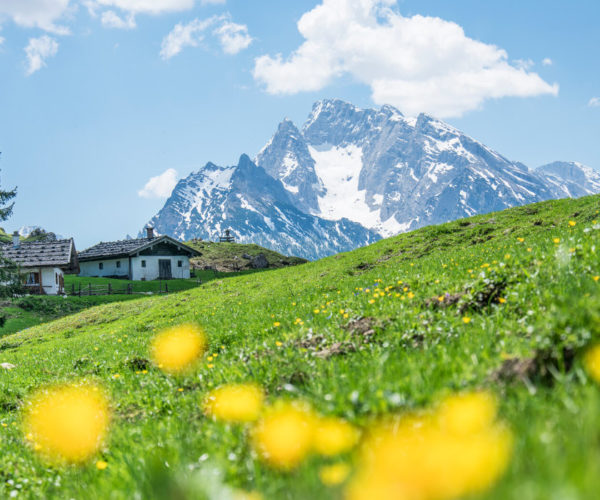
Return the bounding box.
[1,195,600,499]
[187,240,308,271]
[0,295,140,338]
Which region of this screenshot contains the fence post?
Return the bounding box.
[128,284,132,294]
[72,284,75,295]
[88,283,92,296]
[108,283,112,295]
[165,283,168,294]
[78,284,81,297]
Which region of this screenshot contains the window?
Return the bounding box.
[177,260,183,268]
[116,261,121,268]
[141,260,146,268]
[55,273,58,285]
[99,263,104,270]
[25,272,40,285]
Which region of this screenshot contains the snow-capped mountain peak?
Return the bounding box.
[147,99,599,260]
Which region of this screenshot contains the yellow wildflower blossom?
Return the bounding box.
[150,324,207,374]
[23,383,110,465]
[204,383,264,423]
[345,391,512,500]
[320,463,351,486]
[252,401,315,469]
[313,417,360,456]
[584,344,600,383]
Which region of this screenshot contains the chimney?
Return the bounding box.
[146,227,155,239]
[12,231,20,249]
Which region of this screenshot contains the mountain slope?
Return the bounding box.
[2,194,600,499]
[536,161,600,198]
[257,99,566,235]
[146,154,380,260]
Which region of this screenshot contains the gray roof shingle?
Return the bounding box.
[0,239,78,269]
[78,236,200,261]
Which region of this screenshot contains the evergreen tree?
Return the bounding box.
[0,153,21,298]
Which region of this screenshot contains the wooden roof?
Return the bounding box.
[0,239,79,272]
[78,235,201,262]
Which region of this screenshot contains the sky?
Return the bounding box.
[0,0,598,248]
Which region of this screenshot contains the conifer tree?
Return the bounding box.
[0,153,21,298]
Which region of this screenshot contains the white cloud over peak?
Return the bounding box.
[214,20,252,54]
[138,168,179,199]
[25,35,59,75]
[589,97,600,108]
[101,10,136,29]
[0,0,71,34]
[160,15,251,59]
[252,0,559,118]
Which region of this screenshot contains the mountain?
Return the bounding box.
[256,99,572,236]
[536,161,600,198]
[148,99,599,260]
[146,154,380,260]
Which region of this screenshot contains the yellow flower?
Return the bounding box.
[517,237,524,243]
[553,237,560,244]
[498,297,506,304]
[462,316,471,324]
[313,417,360,456]
[593,276,599,282]
[252,401,315,469]
[273,322,281,327]
[584,344,600,383]
[234,491,263,500]
[150,324,207,374]
[568,220,576,227]
[319,463,351,486]
[345,391,512,500]
[204,383,264,423]
[314,309,320,314]
[23,383,110,465]
[96,460,108,470]
[368,299,376,304]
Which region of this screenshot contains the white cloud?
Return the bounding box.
[253,0,559,118]
[0,0,71,34]
[214,20,252,54]
[160,16,217,60]
[25,35,59,75]
[138,168,179,198]
[95,0,195,15]
[101,10,136,29]
[589,97,600,108]
[514,58,534,71]
[160,15,251,59]
[201,0,226,4]
[542,57,553,66]
[0,36,4,47]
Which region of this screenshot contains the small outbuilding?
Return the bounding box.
[0,233,79,295]
[78,228,201,280]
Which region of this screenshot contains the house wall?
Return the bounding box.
[130,255,190,281]
[79,258,130,278]
[21,267,64,295]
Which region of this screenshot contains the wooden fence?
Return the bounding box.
[67,282,173,297]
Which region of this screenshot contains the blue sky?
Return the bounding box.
[0,0,598,248]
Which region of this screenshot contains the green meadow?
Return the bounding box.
[1,194,600,499]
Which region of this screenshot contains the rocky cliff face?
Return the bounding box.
[256,99,566,235]
[146,154,380,260]
[147,100,599,260]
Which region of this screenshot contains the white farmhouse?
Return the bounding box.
[78,228,200,280]
[0,232,79,295]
